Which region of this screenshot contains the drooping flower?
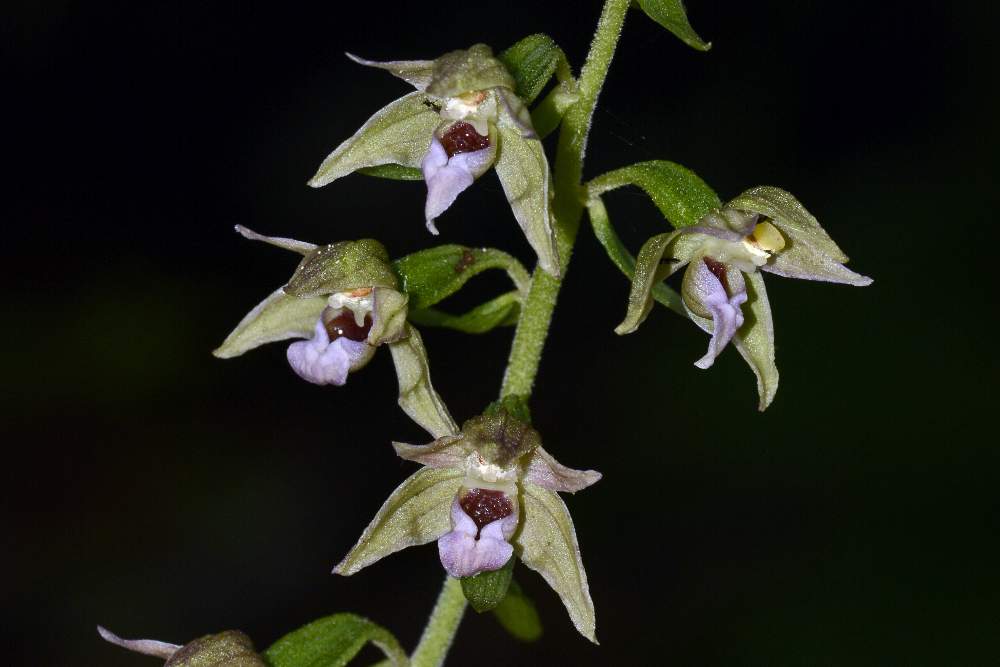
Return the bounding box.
[333,403,602,642]
[307,44,559,276]
[214,226,457,439]
[616,186,872,409]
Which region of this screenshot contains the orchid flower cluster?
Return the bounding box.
[101,2,871,665]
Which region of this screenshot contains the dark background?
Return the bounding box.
[5,1,997,665]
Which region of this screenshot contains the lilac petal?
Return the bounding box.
[524,446,602,493]
[421,137,495,234]
[437,498,513,577]
[687,260,748,369]
[286,318,370,386]
[97,626,180,659]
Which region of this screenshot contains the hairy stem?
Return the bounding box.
[501,0,630,398]
[409,1,632,664]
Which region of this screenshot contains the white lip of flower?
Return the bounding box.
[462,451,518,490]
[327,288,374,325]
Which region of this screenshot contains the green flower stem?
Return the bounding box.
[410,2,631,664]
[501,0,630,398]
[410,576,466,667]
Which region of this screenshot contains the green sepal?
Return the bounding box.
[388,324,459,439]
[498,34,571,105]
[346,52,434,91]
[285,239,398,297]
[494,117,559,276]
[213,288,326,359]
[633,0,711,51]
[515,482,596,643]
[427,44,514,98]
[615,230,685,335]
[392,245,530,310]
[167,631,264,667]
[587,160,721,229]
[407,291,521,334]
[264,614,407,667]
[308,91,439,188]
[461,555,515,612]
[358,164,423,180]
[735,272,778,411]
[334,466,463,576]
[586,197,685,315]
[492,579,543,642]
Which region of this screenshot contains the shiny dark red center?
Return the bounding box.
[440,122,490,158]
[703,257,730,293]
[324,311,372,342]
[459,488,513,534]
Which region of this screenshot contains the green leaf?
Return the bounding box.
[461,556,515,612]
[213,288,326,359]
[492,579,543,642]
[515,482,596,643]
[392,245,530,310]
[494,120,559,276]
[309,92,439,188]
[634,0,711,51]
[498,34,571,105]
[265,614,407,667]
[334,466,463,576]
[388,325,459,440]
[358,164,423,181]
[586,160,721,229]
[407,291,520,334]
[586,197,685,315]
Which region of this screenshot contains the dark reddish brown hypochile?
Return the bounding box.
[703,257,731,294]
[460,488,513,535]
[324,311,373,342]
[440,121,490,158]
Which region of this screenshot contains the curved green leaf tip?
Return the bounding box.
[587,160,720,229]
[635,0,711,51]
[264,613,407,667]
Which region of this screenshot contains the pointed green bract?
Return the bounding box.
[309,92,439,188]
[587,160,721,229]
[334,466,463,576]
[634,0,711,51]
[515,482,596,643]
[499,34,571,105]
[392,245,530,310]
[492,579,543,642]
[285,239,398,297]
[494,122,559,276]
[389,325,459,439]
[408,291,521,334]
[615,230,685,334]
[213,288,326,359]
[733,272,778,411]
[264,613,407,667]
[358,164,423,181]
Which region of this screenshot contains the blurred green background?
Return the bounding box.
[5,1,997,664]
